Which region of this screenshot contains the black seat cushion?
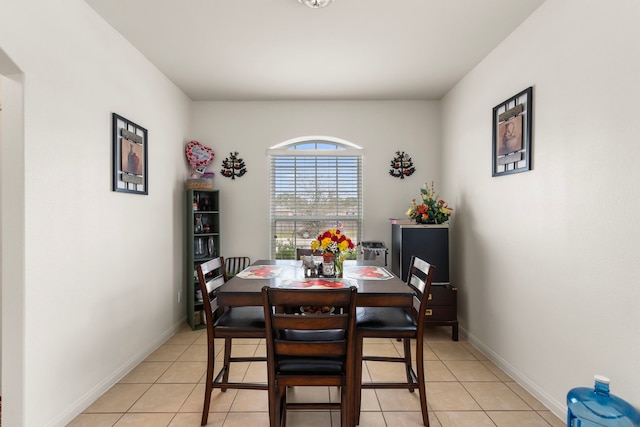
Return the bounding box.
[214,306,265,329]
[356,307,416,332]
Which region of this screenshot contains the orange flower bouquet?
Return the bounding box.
[406,182,453,224]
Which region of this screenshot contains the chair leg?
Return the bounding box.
[347,382,357,427]
[267,382,281,427]
[341,384,348,427]
[403,338,416,392]
[416,336,429,426]
[201,341,215,426]
[354,334,363,426]
[221,337,232,392]
[279,386,287,427]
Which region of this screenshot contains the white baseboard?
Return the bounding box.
[459,326,567,421]
[48,316,187,427]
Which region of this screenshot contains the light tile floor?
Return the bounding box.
[68,326,565,427]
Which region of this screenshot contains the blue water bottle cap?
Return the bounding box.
[594,375,610,385]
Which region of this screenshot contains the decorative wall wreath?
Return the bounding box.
[220,151,247,180]
[389,151,416,179]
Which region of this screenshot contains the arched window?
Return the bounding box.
[268,137,363,259]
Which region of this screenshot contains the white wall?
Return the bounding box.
[0,53,25,424]
[7,0,639,423]
[0,0,192,425]
[441,0,640,417]
[0,70,3,396]
[190,101,441,260]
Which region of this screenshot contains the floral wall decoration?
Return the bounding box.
[389,150,416,179]
[220,151,247,180]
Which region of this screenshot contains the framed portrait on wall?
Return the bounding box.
[492,87,533,177]
[112,113,148,194]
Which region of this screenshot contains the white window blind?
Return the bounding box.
[269,141,363,259]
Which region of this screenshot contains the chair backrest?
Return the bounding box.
[295,248,323,260]
[196,257,228,327]
[406,256,436,324]
[261,286,357,372]
[225,256,250,278]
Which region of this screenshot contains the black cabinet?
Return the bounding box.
[391,223,458,340]
[391,224,449,283]
[426,284,458,341]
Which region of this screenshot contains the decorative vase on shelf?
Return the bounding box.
[194,238,205,257]
[207,237,216,257]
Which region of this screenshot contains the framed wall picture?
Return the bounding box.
[492,87,533,177]
[112,113,148,194]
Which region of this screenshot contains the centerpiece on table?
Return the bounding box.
[406,182,453,224]
[310,228,355,277]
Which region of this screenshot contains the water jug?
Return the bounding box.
[567,375,640,426]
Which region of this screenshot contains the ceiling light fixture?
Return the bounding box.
[298,0,334,9]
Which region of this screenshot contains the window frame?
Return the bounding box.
[268,138,363,259]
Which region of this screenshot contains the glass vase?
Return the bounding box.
[334,253,344,278]
[322,252,334,277]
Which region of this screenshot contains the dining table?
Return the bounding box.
[216,259,415,309]
[215,258,415,427]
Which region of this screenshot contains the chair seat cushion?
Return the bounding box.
[214,306,265,329]
[356,307,416,332]
[277,356,344,374]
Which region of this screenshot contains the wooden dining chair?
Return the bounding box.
[261,285,358,427]
[224,256,251,278]
[354,256,435,426]
[196,257,268,426]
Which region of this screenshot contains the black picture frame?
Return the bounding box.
[492,87,533,177]
[112,113,148,194]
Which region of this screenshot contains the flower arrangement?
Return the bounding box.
[310,228,355,278]
[310,228,355,254]
[406,182,453,224]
